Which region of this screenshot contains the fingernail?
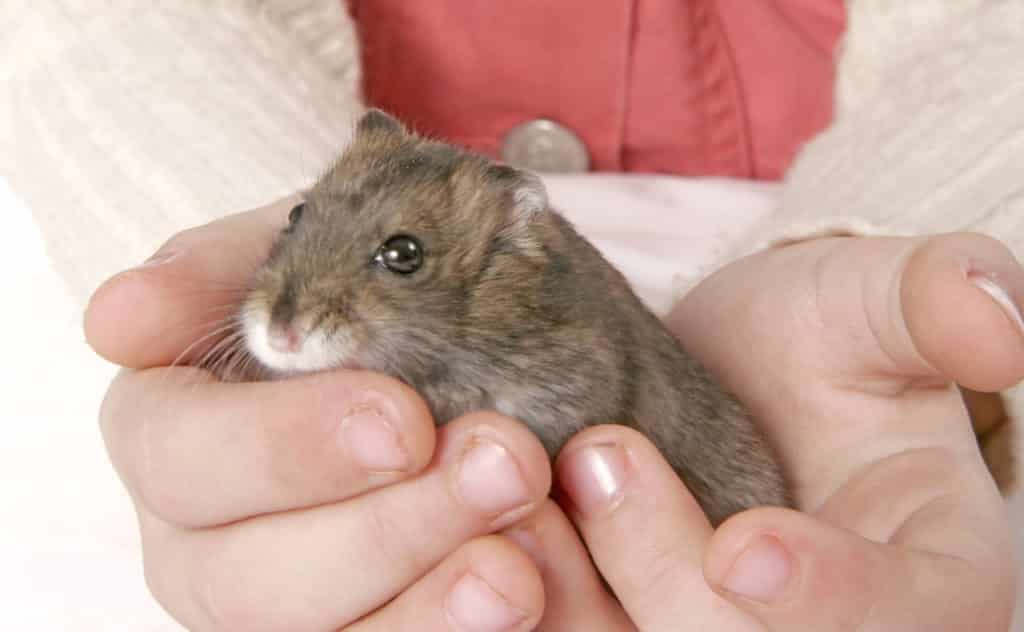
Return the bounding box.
[339,407,408,472]
[971,274,1024,336]
[458,439,530,516]
[139,250,181,268]
[446,572,527,632]
[718,535,793,604]
[560,443,628,516]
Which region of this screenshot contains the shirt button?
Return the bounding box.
[501,119,590,173]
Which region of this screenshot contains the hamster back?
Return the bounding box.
[241,109,790,525]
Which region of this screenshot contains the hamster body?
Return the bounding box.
[241,110,790,525]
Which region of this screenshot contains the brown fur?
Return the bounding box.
[244,110,790,525]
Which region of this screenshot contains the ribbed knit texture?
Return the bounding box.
[735,0,1024,256]
[1,0,363,301]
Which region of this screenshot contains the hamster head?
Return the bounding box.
[241,109,550,381]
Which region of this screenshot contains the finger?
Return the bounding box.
[144,413,551,631]
[555,425,759,631]
[84,194,298,369]
[100,366,436,527]
[503,500,635,632]
[704,506,1016,631]
[671,233,1024,401]
[347,536,544,632]
[903,232,1024,391]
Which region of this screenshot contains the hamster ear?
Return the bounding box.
[485,164,548,255]
[486,164,548,225]
[356,108,406,137]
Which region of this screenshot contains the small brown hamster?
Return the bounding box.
[240,109,790,525]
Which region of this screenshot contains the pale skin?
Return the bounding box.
[85,195,1024,631]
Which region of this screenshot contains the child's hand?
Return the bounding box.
[511,233,1022,631]
[86,197,552,631]
[88,199,1022,631]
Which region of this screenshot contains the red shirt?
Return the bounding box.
[347,0,845,180]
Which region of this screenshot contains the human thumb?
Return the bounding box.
[703,507,1015,632]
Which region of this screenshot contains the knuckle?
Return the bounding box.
[362,498,431,579]
[462,534,542,588]
[143,561,207,632]
[128,426,183,523]
[133,470,195,527]
[140,544,171,615]
[101,385,217,528]
[97,374,132,470]
[189,539,266,632]
[142,554,194,630]
[138,522,210,631]
[638,541,687,597]
[96,373,181,521]
[263,406,342,495]
[130,411,209,528]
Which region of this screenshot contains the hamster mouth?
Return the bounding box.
[241,309,359,375]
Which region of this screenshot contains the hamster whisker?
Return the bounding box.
[152,322,241,397]
[142,302,246,357]
[201,343,237,382]
[194,328,247,378]
[232,347,266,382]
[212,334,263,383]
[215,334,249,374]
[190,299,252,317]
[160,332,249,402]
[169,318,244,373]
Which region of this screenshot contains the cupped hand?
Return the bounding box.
[86,198,553,631]
[510,233,1022,631]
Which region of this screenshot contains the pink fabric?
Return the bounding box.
[347,0,845,180]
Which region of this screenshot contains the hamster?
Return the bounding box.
[240,109,790,525]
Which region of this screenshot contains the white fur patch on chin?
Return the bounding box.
[241,307,355,374]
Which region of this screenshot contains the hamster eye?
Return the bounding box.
[286,202,306,229]
[374,235,423,274]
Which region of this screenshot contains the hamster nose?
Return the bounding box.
[267,321,306,354]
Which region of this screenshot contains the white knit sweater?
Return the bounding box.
[733,0,1024,257]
